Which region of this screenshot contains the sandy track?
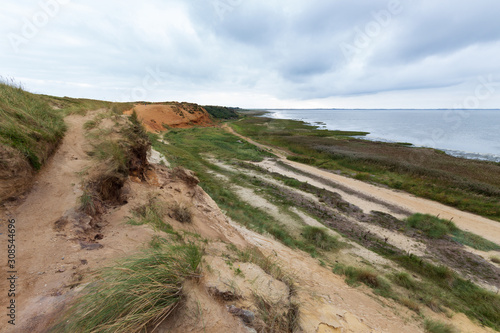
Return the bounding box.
[0,110,156,332]
[224,124,500,245]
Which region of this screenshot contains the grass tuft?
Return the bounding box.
[390,272,418,291]
[51,243,202,333]
[302,226,343,251]
[129,198,176,235]
[80,189,96,215]
[333,263,392,295]
[424,319,457,333]
[406,214,500,251]
[406,213,457,239]
[253,294,299,333]
[169,202,193,223]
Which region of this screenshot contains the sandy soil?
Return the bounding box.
[224,124,500,246]
[257,158,407,219]
[232,224,423,333]
[124,104,212,132]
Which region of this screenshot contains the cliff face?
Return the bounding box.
[124,102,213,132]
[0,145,34,203]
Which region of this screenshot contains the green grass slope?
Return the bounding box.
[0,80,66,169]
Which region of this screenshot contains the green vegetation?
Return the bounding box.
[128,198,177,235]
[231,245,289,284]
[253,294,299,333]
[153,128,348,257]
[80,189,96,215]
[40,94,112,115]
[0,80,66,169]
[231,116,500,221]
[302,226,342,251]
[334,255,500,329]
[168,202,193,223]
[52,243,202,333]
[424,319,457,333]
[80,108,150,213]
[391,254,500,330]
[110,102,135,114]
[491,256,500,264]
[333,263,392,297]
[406,214,500,251]
[203,105,240,119]
[406,213,456,239]
[390,272,418,291]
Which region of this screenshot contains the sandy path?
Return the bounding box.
[0,112,96,332]
[0,110,155,332]
[224,124,500,245]
[257,158,407,218]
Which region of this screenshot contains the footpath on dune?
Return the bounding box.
[223,124,500,246]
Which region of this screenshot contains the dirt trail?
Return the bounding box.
[224,124,500,245]
[0,112,94,332]
[0,110,157,332]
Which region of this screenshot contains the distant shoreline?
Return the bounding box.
[259,109,500,163]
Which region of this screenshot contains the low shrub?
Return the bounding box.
[424,319,457,333]
[169,202,192,223]
[302,226,342,251]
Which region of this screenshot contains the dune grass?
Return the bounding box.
[391,254,500,330]
[406,214,500,251]
[40,94,112,115]
[0,80,66,169]
[79,108,150,211]
[424,319,457,333]
[302,226,343,251]
[51,243,202,333]
[332,263,392,297]
[127,198,176,234]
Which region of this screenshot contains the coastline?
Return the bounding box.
[263,109,500,163]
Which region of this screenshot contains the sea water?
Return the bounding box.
[265,109,500,162]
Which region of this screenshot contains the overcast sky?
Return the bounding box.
[1,0,500,108]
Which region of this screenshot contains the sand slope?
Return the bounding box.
[124,103,213,132]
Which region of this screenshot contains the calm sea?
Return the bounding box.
[265,109,500,163]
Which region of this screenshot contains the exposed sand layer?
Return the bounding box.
[124,103,212,132]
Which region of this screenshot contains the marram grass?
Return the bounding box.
[51,243,202,333]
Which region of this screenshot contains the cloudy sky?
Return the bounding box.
[1,0,500,108]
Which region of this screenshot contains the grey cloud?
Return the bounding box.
[1,0,499,108]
